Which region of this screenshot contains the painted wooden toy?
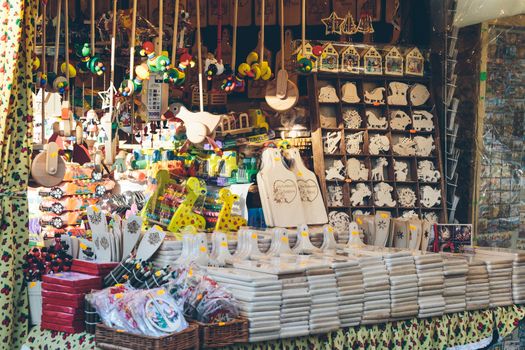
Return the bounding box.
[394,160,409,181]
[387,82,409,105]
[384,46,404,76]
[366,110,387,129]
[363,46,382,75]
[326,159,346,180]
[369,134,390,155]
[320,43,340,72]
[410,83,430,106]
[405,47,424,76]
[390,110,411,130]
[343,108,362,128]
[215,188,247,233]
[397,187,416,207]
[371,157,388,181]
[374,182,396,207]
[364,87,385,104]
[347,158,369,181]
[340,45,360,74]
[414,135,434,156]
[412,110,434,131]
[169,103,223,146]
[319,85,340,102]
[350,183,371,206]
[140,41,170,73]
[76,43,105,76]
[420,186,441,208]
[346,131,364,155]
[417,160,441,182]
[341,82,360,103]
[167,177,207,235]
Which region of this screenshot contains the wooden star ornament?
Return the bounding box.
[321,12,345,35]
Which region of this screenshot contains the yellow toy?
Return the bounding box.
[167,177,207,237]
[215,188,246,233]
[248,109,269,131]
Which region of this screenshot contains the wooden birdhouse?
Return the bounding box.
[405,47,424,76]
[340,45,360,74]
[319,43,339,73]
[363,46,382,75]
[293,42,318,72]
[384,46,404,76]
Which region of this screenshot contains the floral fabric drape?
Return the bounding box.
[0,0,36,349]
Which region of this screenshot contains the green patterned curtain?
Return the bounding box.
[0,0,36,348]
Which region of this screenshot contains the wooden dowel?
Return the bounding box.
[130,0,138,81]
[260,0,265,63]
[280,0,284,68]
[111,0,118,83]
[196,0,203,112]
[171,0,180,65]
[41,3,47,144]
[158,0,163,54]
[53,0,62,73]
[301,0,305,54]
[65,0,70,101]
[231,0,238,69]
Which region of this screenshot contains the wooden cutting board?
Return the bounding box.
[255,0,277,25]
[86,206,111,262]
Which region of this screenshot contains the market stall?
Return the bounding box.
[0,0,522,350]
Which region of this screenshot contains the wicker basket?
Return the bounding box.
[194,318,249,348]
[95,323,199,350]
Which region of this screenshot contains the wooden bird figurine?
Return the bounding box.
[169,103,223,146]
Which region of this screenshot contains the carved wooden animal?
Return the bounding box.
[169,103,222,145]
[326,160,345,180]
[364,87,385,104]
[346,131,364,155]
[374,182,396,207]
[393,138,417,156]
[369,135,390,155]
[414,136,435,156]
[168,177,207,234]
[420,186,441,208]
[394,160,409,181]
[350,183,371,206]
[417,160,441,182]
[371,157,388,181]
[215,188,247,233]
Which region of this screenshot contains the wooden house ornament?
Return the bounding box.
[319,43,339,73]
[384,46,404,76]
[294,42,318,72]
[363,46,382,75]
[340,45,361,74]
[405,47,424,76]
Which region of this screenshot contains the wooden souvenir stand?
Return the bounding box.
[308,44,447,222]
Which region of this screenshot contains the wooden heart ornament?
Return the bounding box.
[272,180,298,204]
[297,179,319,202]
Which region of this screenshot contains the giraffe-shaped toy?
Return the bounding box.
[167,177,207,237]
[215,188,247,233]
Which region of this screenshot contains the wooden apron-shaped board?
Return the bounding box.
[135,226,166,261]
[286,148,327,225]
[257,149,275,227]
[407,219,422,250]
[392,218,408,248]
[258,148,305,227]
[86,205,112,262]
[373,211,391,247]
[122,215,143,260]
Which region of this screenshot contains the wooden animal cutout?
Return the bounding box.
[387,82,409,105]
[215,188,247,233]
[327,185,344,207]
[341,82,360,103]
[324,131,342,154]
[364,87,385,104]
[169,103,222,145]
[366,110,387,129]
[414,135,434,156]
[420,186,441,208]
[412,110,434,131]
[350,183,371,206]
[390,110,411,130]
[347,158,368,181]
[167,177,207,235]
[371,157,388,181]
[417,160,440,182]
[393,137,417,156]
[369,134,390,155]
[394,160,409,181]
[374,182,396,207]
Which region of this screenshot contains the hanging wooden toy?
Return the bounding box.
[164,0,193,86]
[204,0,225,80]
[119,0,144,96]
[296,0,321,73]
[76,43,105,76]
[265,0,298,112]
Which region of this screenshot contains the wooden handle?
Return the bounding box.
[64,0,70,100]
[216,0,222,61]
[111,0,117,83]
[171,0,180,64]
[280,0,284,68]
[301,0,305,54]
[260,0,264,63]
[53,0,62,73]
[231,0,238,68]
[91,0,95,54]
[196,0,204,112]
[158,0,163,54]
[130,0,138,81]
[41,2,47,144]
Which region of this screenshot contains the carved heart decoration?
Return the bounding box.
[272,180,298,204]
[297,179,319,202]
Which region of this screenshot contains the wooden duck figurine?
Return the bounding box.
[169,103,223,146]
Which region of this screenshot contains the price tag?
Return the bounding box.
[274,157,281,161]
[301,231,308,237]
[155,271,162,277]
[281,236,289,243]
[218,322,226,326]
[380,213,388,219]
[79,243,87,250]
[328,226,334,233]
[409,225,416,230]
[29,282,37,289]
[157,289,165,296]
[251,233,258,239]
[199,246,206,252]
[356,218,363,225]
[220,241,228,248]
[115,293,123,299]
[351,231,359,236]
[297,171,303,177]
[188,268,193,277]
[92,206,99,212]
